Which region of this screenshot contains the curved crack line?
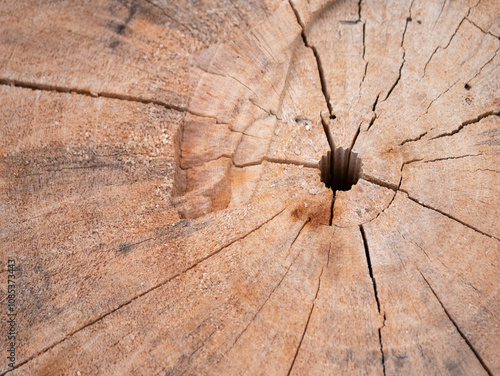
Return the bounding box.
[467,17,500,39]
[2,207,287,375]
[359,154,419,226]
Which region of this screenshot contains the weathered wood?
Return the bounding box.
[0,0,282,109]
[1,0,499,375]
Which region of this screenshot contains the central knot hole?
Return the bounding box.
[319,148,362,192]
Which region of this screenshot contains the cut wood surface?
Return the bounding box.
[0,0,499,375]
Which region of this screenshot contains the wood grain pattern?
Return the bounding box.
[0,0,499,374]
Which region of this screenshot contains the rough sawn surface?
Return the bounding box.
[0,0,499,375]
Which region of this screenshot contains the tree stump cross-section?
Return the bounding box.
[0,0,499,375]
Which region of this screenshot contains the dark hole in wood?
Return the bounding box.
[319,148,361,192]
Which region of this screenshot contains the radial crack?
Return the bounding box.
[178,328,218,376]
[360,225,386,375]
[465,46,500,87]
[384,53,405,101]
[419,79,459,119]
[423,46,440,77]
[286,264,325,376]
[0,78,188,113]
[329,192,335,226]
[366,95,380,132]
[399,131,428,146]
[286,219,309,257]
[228,220,308,353]
[4,207,287,374]
[419,153,482,163]
[360,174,399,191]
[418,270,493,376]
[360,225,381,313]
[443,17,467,50]
[263,157,318,169]
[379,313,387,376]
[431,111,500,140]
[232,157,318,169]
[404,194,499,241]
[383,0,414,103]
[180,155,234,171]
[362,154,416,225]
[320,114,335,150]
[288,0,333,115]
[436,0,448,25]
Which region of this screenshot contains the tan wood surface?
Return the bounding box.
[0,0,499,375]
